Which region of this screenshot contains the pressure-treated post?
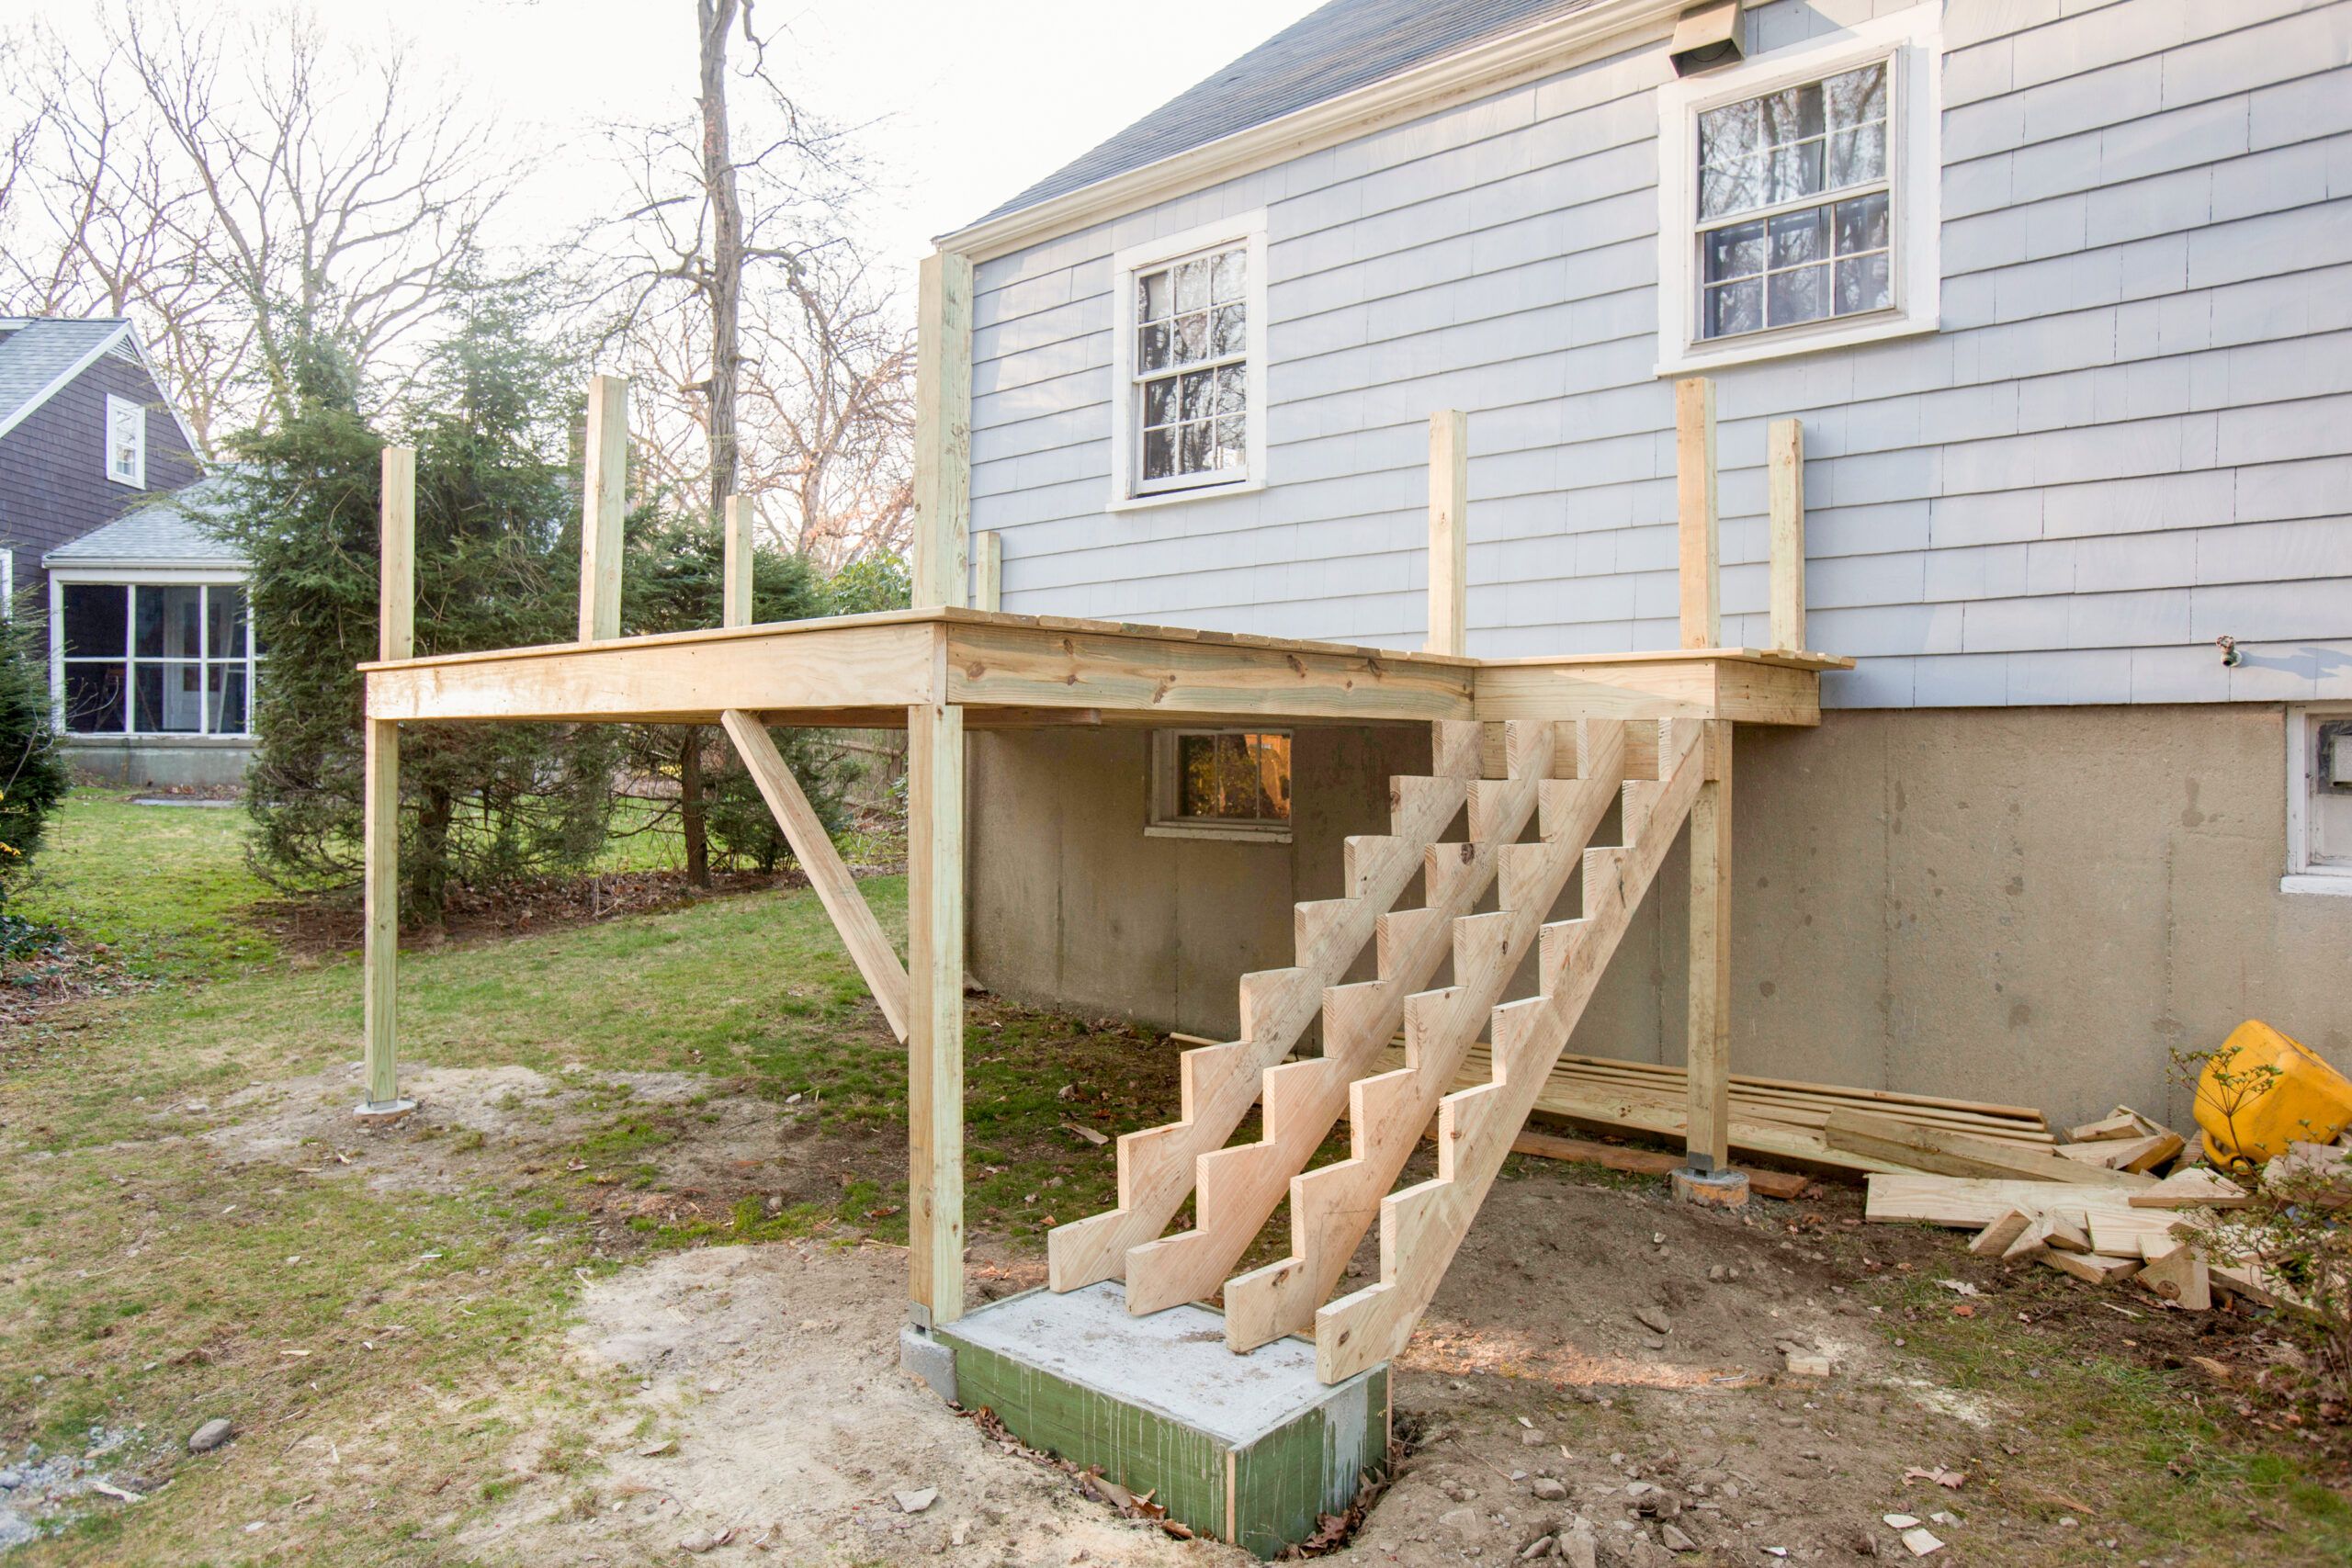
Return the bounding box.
[1676,377,1719,649]
[579,374,628,641]
[911,252,974,609]
[1426,409,1468,657]
[1767,418,1805,652]
[906,701,967,1325]
[1682,720,1733,1186]
[722,493,755,629]
[973,530,1002,615]
[359,446,416,1118]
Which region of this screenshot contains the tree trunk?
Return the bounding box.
[696,0,744,521]
[415,782,455,930]
[679,726,711,889]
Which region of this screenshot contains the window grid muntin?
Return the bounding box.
[60,581,258,738]
[1131,242,1249,496]
[1693,58,1899,344]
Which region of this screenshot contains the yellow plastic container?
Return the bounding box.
[2196,1019,2352,1172]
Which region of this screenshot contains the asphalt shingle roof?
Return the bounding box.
[0,318,131,434]
[43,472,243,568]
[964,0,1604,230]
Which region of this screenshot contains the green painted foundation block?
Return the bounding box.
[938,1282,1390,1558]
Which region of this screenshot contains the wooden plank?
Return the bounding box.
[1547,1058,2052,1141]
[360,717,401,1109]
[2059,1132,2183,1172]
[1968,1208,2034,1258]
[2130,1168,2249,1209]
[720,710,910,1042]
[1472,656,1829,727]
[1545,1049,2050,1126]
[2042,1250,2143,1286]
[1675,377,1718,650]
[1863,1174,2153,1228]
[579,374,628,642]
[907,701,966,1325]
[1426,410,1468,657]
[1686,718,1730,1173]
[911,252,974,610]
[2138,1241,2211,1309]
[1766,418,1804,653]
[722,493,755,629]
[974,530,1002,615]
[1498,1126,1811,1199]
[379,446,415,661]
[1826,1110,2154,1188]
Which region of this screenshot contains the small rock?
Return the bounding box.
[1521,1537,1556,1561]
[1882,1514,1920,1530]
[1559,1523,1599,1568]
[678,1531,719,1554]
[950,1518,971,1547]
[1532,1477,1569,1500]
[187,1418,233,1454]
[1634,1307,1672,1336]
[1441,1506,1481,1534]
[895,1487,938,1514]
[1784,1353,1833,1378]
[1522,1428,1548,1447]
[0,1469,18,1489]
[1660,1525,1697,1552]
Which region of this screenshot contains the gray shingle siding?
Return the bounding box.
[0,350,202,602]
[965,0,2352,708]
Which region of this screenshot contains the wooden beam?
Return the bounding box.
[722,493,754,629]
[1684,718,1731,1173]
[1767,418,1805,652]
[911,252,974,610]
[359,716,405,1112]
[1675,377,1718,650]
[907,701,966,1325]
[974,529,1002,614]
[579,374,628,642]
[1426,409,1468,657]
[719,710,910,1042]
[379,446,415,661]
[1827,1110,2156,1187]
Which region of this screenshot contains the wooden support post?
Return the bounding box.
[579,374,628,642]
[907,701,966,1325]
[1684,719,1732,1174]
[718,710,910,1041]
[974,530,1002,614]
[1426,409,1468,657]
[1675,377,1718,650]
[1767,418,1805,652]
[911,252,974,610]
[722,493,754,629]
[360,446,415,1117]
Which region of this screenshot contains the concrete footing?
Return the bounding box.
[934,1282,1389,1558]
[898,1323,959,1405]
[1669,1166,1750,1208]
[353,1099,417,1122]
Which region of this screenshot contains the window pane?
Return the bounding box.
[1699,157,1764,220]
[62,583,127,659]
[63,661,125,732]
[136,583,202,659]
[1826,123,1886,187]
[1175,310,1208,362]
[1140,270,1171,321]
[1835,253,1894,314]
[1175,732,1290,822]
[1143,377,1177,426]
[1758,82,1826,144]
[1174,257,1209,312]
[1142,426,1174,480]
[1834,191,1891,255]
[1703,276,1763,338]
[1702,220,1766,282]
[1768,209,1826,269]
[1180,368,1212,421]
[1214,364,1246,415]
[1824,62,1886,129]
[1138,322,1170,372]
[1179,421,1212,475]
[206,584,249,660]
[1210,303,1246,357]
[134,660,204,733]
[1210,248,1245,303]
[1214,416,1247,470]
[1766,140,1825,204]
[207,663,250,735]
[1768,263,1829,326]
[1698,98,1762,165]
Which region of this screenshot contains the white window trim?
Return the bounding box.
[1107,210,1270,514]
[1147,727,1293,844]
[48,567,258,740]
[1654,7,1942,378]
[2285,702,2352,896]
[105,393,147,488]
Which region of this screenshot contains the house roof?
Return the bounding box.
[964,0,1606,231]
[0,317,136,443]
[42,472,245,570]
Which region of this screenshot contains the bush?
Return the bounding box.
[0,594,72,907]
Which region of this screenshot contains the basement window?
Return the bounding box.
[2286,705,2352,897]
[1108,212,1267,513]
[1148,729,1291,842]
[1654,8,1941,375]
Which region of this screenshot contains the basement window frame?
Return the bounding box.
[2285,702,2352,897]
[1653,7,1942,378]
[1107,210,1269,514]
[1147,728,1293,844]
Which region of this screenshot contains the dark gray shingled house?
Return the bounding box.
[0,317,254,786]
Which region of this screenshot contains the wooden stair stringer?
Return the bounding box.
[1046,719,1483,1293]
[1219,718,1634,1351]
[1313,719,1706,1383]
[1119,720,1565,1314]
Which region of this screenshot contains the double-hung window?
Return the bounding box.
[105,394,147,488]
[1109,212,1267,511]
[1655,9,1940,374]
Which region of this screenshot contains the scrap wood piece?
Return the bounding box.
[2129,1168,2248,1209]
[1865,1174,2159,1230]
[2056,1130,2183,1173]
[1826,1110,2155,1188]
[2136,1241,2211,1310]
[1968,1209,2036,1258]
[1447,1124,1814,1200]
[2264,1141,2352,1210]
[2041,1249,2143,1286]
[2068,1106,2166,1143]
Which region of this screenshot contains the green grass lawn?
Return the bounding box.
[12,791,279,979]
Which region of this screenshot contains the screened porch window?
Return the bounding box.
[59,581,257,737]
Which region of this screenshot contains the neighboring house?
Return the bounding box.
[0,316,253,786]
[934,0,2352,1118]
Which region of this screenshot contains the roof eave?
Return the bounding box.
[0,321,134,446]
[935,0,1684,265]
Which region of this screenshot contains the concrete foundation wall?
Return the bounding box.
[65,736,253,790]
[968,705,2352,1131]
